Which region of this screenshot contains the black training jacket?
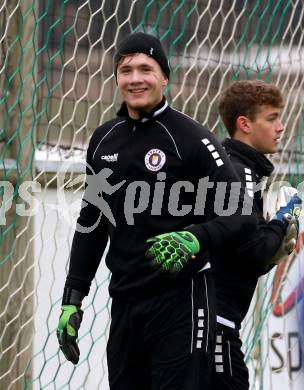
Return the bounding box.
[212,138,286,326]
[64,100,257,301]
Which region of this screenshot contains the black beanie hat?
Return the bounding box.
[114,32,170,80]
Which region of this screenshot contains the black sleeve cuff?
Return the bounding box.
[63,275,91,304]
[186,224,211,249]
[186,214,258,250]
[268,219,287,236]
[62,285,87,307]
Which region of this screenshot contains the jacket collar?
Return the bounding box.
[117,97,169,122]
[222,138,274,178]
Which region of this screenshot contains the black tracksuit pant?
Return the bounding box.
[211,322,249,390]
[107,270,216,390]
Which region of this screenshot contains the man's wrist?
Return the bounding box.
[191,232,200,250]
[185,224,209,250]
[268,218,288,235]
[62,286,86,307]
[183,231,200,253]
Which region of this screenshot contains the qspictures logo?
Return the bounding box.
[74,161,249,231]
[0,160,303,233]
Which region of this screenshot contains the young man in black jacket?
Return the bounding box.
[211,80,301,389]
[56,33,258,389]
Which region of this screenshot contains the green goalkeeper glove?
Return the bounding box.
[57,304,83,364]
[146,231,200,273]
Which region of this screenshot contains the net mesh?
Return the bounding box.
[0,0,303,389]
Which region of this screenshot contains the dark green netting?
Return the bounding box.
[0,1,303,388]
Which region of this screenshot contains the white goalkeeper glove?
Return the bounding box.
[271,213,299,264]
[270,190,302,264]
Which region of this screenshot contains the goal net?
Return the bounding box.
[0,0,303,389]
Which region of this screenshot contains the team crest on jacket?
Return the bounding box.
[145,149,166,171]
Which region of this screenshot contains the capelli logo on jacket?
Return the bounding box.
[101,153,118,162]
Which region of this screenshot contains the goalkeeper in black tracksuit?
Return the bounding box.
[56,33,258,389]
[211,80,302,390]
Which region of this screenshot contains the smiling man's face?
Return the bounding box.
[117,53,168,119]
